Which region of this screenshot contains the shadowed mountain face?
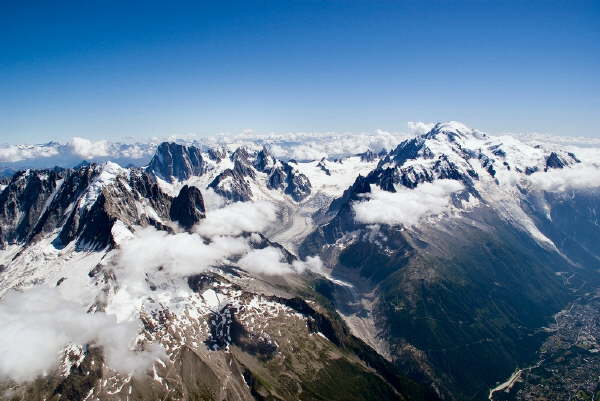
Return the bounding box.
[0,123,599,401]
[169,185,206,230]
[146,142,209,182]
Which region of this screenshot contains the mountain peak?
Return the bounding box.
[146,141,206,182]
[422,121,486,141]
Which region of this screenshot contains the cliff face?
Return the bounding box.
[0,163,206,250]
[170,185,206,230]
[146,142,208,182]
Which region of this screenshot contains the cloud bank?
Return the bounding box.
[353,179,464,226]
[109,200,323,318]
[0,128,415,169]
[527,164,600,192]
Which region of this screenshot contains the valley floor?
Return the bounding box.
[491,288,600,401]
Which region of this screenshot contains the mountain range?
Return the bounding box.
[0,122,599,401]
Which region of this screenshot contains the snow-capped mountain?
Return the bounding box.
[145,141,379,207]
[146,142,313,202]
[0,162,200,251]
[301,122,600,400]
[0,122,599,401]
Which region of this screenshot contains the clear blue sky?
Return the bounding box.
[1,0,599,143]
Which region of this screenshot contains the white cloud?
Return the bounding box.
[107,227,251,321]
[237,247,294,275]
[0,144,59,163]
[0,287,163,382]
[68,137,111,159]
[407,121,435,135]
[353,179,464,226]
[195,201,278,237]
[116,227,249,282]
[292,255,325,274]
[0,140,156,168]
[262,130,409,161]
[237,246,325,276]
[527,164,600,192]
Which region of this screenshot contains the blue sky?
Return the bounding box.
[1,0,599,143]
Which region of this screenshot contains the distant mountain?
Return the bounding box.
[148,142,313,203]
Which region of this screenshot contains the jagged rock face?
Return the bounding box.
[254,147,277,171]
[206,146,227,162]
[284,163,312,201]
[209,168,253,202]
[0,169,60,246]
[0,168,94,248]
[317,158,332,175]
[169,185,206,230]
[264,161,312,202]
[56,166,177,250]
[233,158,256,179]
[144,143,314,203]
[250,146,312,202]
[146,142,208,182]
[207,146,313,202]
[544,151,579,170]
[0,162,194,250]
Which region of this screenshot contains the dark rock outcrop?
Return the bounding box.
[170,185,206,230]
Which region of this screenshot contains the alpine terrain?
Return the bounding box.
[1,122,599,401]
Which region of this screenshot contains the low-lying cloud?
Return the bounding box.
[195,201,278,237]
[108,227,251,321]
[117,227,249,281]
[527,164,600,192]
[0,287,163,382]
[237,246,325,276]
[237,247,294,275]
[109,200,323,317]
[353,179,464,226]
